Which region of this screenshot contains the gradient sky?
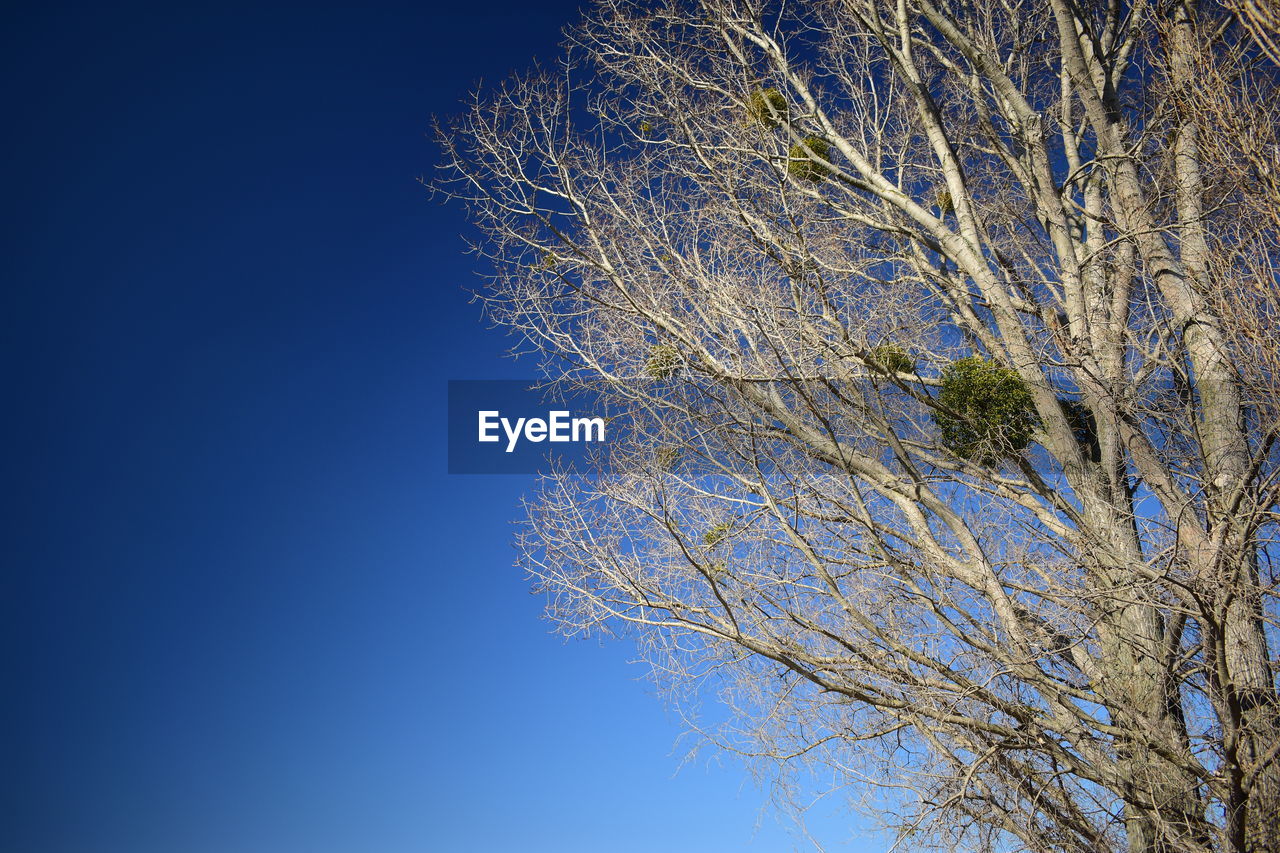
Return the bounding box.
[3,2,883,850]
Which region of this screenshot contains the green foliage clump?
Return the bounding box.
[934,357,1037,461]
[645,344,681,378]
[704,521,733,547]
[867,343,914,375]
[653,446,681,469]
[787,136,832,181]
[747,87,788,128]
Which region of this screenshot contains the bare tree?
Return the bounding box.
[435,1,1280,850]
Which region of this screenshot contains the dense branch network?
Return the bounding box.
[436,1,1280,850]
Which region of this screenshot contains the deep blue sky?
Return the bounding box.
[2,2,878,850]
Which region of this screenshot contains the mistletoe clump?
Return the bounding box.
[746,87,788,127]
[703,521,733,547]
[934,357,1037,461]
[787,136,832,181]
[866,343,914,375]
[653,445,681,470]
[644,343,681,378]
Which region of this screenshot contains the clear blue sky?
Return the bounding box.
[2,2,883,850]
